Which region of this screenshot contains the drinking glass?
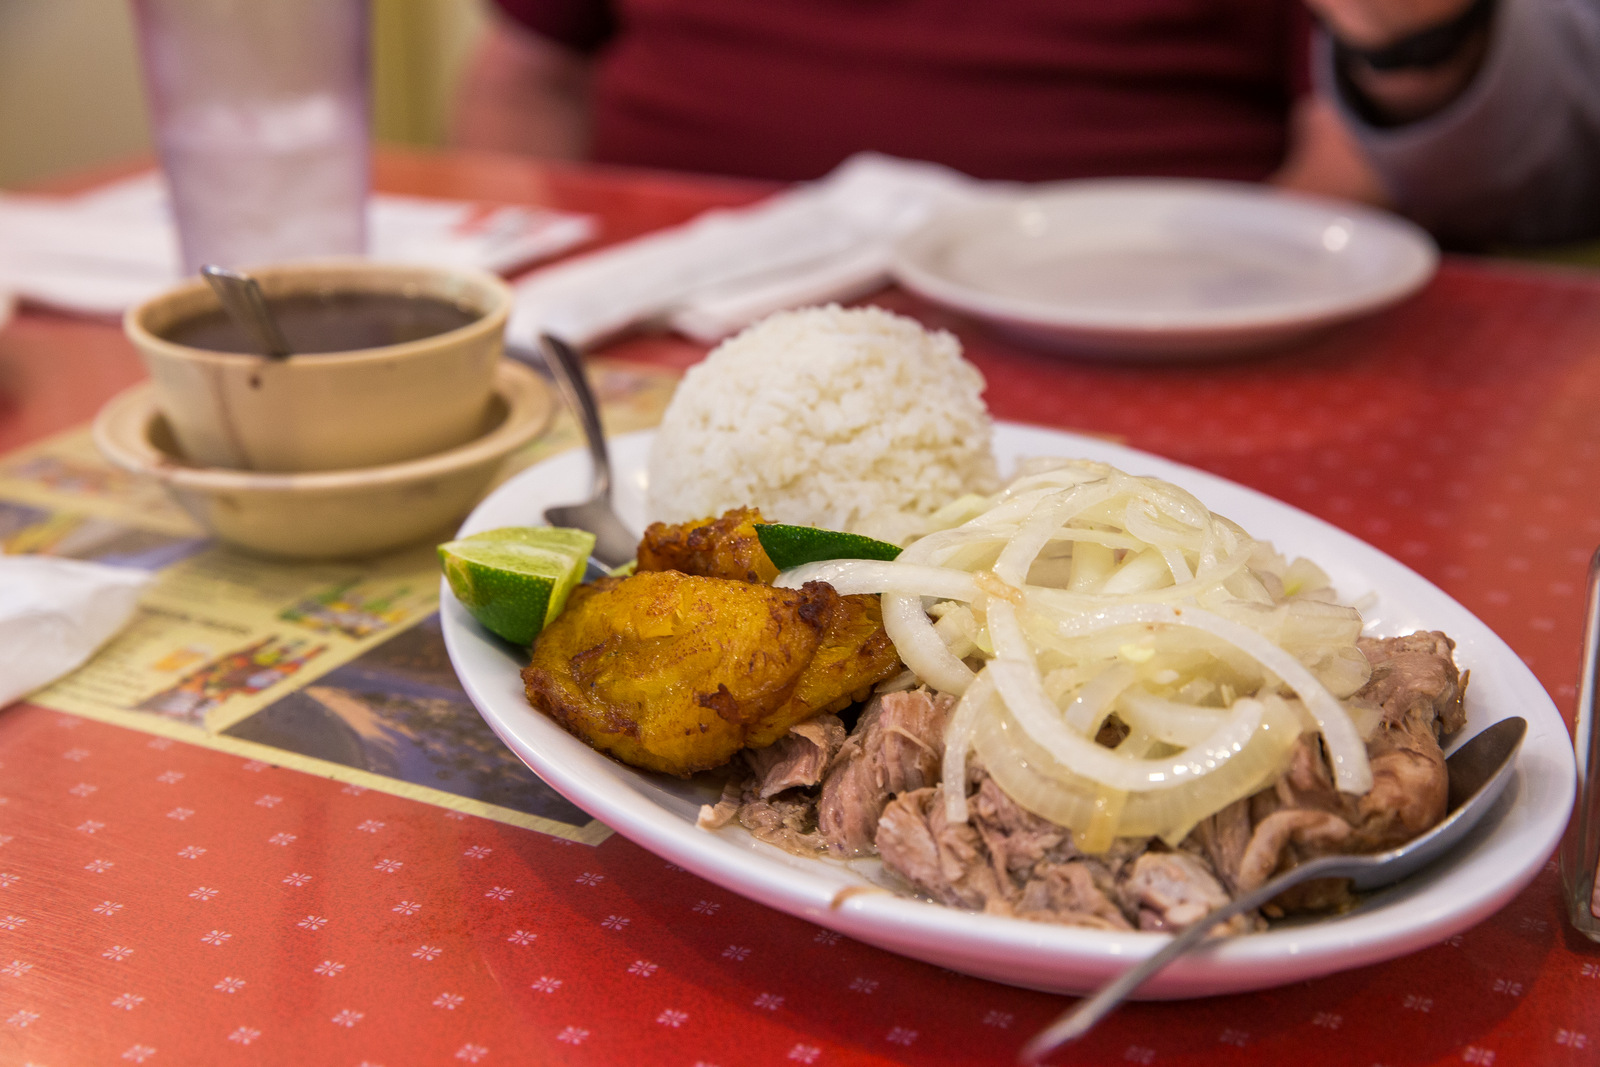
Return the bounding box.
[130,0,370,275]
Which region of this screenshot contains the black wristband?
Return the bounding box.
[1330,0,1495,71]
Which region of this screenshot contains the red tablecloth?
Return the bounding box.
[2,150,1599,1066]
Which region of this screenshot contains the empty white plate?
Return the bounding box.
[891,179,1438,358]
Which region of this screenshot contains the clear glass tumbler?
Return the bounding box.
[1561,547,1600,940]
[130,0,370,275]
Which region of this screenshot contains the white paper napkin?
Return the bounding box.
[0,172,597,317]
[506,153,998,348]
[0,556,150,708]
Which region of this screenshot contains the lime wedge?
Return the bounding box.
[438,526,596,646]
[754,523,902,571]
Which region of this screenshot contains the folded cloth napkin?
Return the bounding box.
[0,556,150,708]
[0,172,597,318]
[507,153,998,348]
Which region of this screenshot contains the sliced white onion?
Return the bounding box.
[984,600,1034,666]
[782,457,1378,839]
[775,560,979,602]
[1027,537,1254,608]
[931,608,979,660]
[1159,546,1196,585]
[1123,496,1204,551]
[1040,529,1147,552]
[883,591,975,695]
[1115,688,1230,748]
[1068,541,1116,592]
[1100,547,1175,595]
[992,483,1116,586]
[986,660,1271,793]
[940,669,997,824]
[1061,663,1137,735]
[975,693,1303,844]
[1039,604,1372,794]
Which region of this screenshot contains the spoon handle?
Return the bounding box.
[539,333,613,500]
[1022,713,1525,1062]
[200,264,292,359]
[1018,860,1335,1063]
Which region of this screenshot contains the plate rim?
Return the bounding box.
[891,178,1440,336]
[442,423,1572,997]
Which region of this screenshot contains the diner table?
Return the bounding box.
[2,146,1599,1067]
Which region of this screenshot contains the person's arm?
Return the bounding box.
[450,15,595,160]
[1306,0,1600,245]
[1272,95,1393,207]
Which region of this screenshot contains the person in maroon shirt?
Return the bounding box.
[470,0,1311,183]
[453,0,1512,218]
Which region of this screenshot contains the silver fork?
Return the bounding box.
[535,333,641,570]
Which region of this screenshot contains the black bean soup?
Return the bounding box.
[163,291,482,355]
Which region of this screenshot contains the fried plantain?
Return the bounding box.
[524,569,901,776]
[637,506,778,584]
[749,589,900,747]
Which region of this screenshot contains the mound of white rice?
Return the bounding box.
[646,305,997,545]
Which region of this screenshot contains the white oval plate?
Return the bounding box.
[891,180,1439,358]
[442,425,1572,997]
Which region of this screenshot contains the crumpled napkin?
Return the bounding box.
[507,152,999,348]
[0,556,151,707]
[0,172,597,317]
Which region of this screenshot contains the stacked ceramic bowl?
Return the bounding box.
[94,261,552,559]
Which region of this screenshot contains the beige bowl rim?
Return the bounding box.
[93,359,554,493]
[122,258,514,368]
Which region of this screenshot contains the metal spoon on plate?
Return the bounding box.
[1020,714,1527,1064]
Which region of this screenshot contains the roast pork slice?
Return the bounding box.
[1015,860,1133,930]
[966,768,1076,879]
[1356,631,1468,740]
[1119,851,1254,934]
[744,714,848,798]
[1347,631,1466,850]
[817,689,951,856]
[1191,630,1469,912]
[875,786,1012,911]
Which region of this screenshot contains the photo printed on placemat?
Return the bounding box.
[224,613,590,830]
